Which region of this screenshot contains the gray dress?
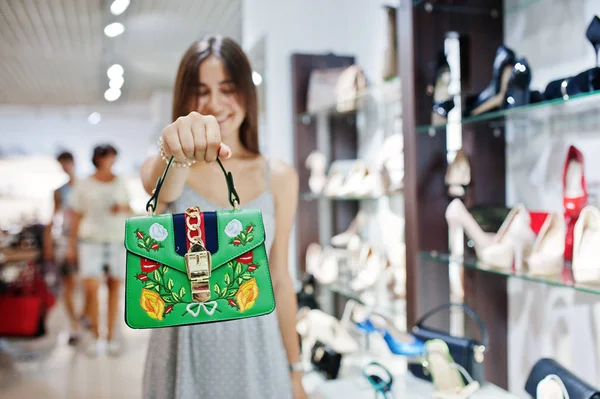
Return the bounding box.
[142,182,292,399]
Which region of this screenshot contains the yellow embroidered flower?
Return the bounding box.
[140,288,165,320]
[236,278,259,313]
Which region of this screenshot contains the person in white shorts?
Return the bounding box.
[67,144,131,356]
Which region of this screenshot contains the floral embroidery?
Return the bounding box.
[212,253,260,311]
[149,223,168,241]
[140,289,165,320]
[224,219,243,237]
[229,223,256,246]
[134,228,164,252]
[136,258,201,319]
[236,279,259,312]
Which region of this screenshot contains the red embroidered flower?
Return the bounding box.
[233,239,241,246]
[236,252,253,264]
[165,305,173,314]
[140,258,160,273]
[228,299,237,308]
[136,230,144,239]
[247,265,257,272]
[137,274,149,281]
[246,225,253,233]
[151,243,160,250]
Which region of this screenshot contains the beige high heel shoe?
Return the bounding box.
[330,210,367,247]
[445,149,471,198]
[339,161,368,197]
[445,199,496,257]
[528,213,564,276]
[479,204,535,270]
[573,205,600,283]
[350,247,387,292]
[305,151,327,195]
[536,375,570,399]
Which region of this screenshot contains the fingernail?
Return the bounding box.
[219,145,232,159]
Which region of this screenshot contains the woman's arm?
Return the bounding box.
[268,159,305,397]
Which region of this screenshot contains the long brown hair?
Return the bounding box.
[172,36,259,154]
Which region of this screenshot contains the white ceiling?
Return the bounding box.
[0,0,242,106]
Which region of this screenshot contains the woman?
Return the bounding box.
[140,36,306,399]
[67,144,131,356]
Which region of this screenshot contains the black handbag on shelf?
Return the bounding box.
[310,340,342,380]
[525,358,600,399]
[408,303,488,383]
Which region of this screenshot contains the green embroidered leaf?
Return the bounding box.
[227,261,235,269]
[240,232,246,240]
[247,236,254,243]
[153,270,161,283]
[214,284,221,295]
[224,274,231,285]
[162,266,168,274]
[235,263,242,276]
[172,292,179,301]
[242,273,252,280]
[154,285,160,292]
[137,241,146,249]
[145,282,155,289]
[163,297,173,303]
[145,235,151,245]
[227,290,237,297]
[179,287,185,297]
[237,277,243,285]
[167,279,174,290]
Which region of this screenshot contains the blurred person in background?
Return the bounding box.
[67,144,132,357]
[43,151,82,343]
[140,36,306,399]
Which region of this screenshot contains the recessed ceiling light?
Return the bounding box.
[252,71,263,86]
[109,75,124,89]
[88,112,102,125]
[110,0,130,15]
[107,64,124,79]
[104,88,122,102]
[104,22,125,38]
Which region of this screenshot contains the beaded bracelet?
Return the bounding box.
[157,137,196,168]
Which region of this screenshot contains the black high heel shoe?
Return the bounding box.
[465,45,516,116]
[586,15,600,67]
[429,50,455,124]
[504,58,531,109]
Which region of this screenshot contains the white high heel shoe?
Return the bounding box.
[296,308,359,354]
[479,204,535,270]
[350,246,387,292]
[573,205,600,283]
[305,151,328,195]
[445,199,495,257]
[536,375,570,399]
[330,210,367,247]
[528,213,565,276]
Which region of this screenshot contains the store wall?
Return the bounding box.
[504,0,600,393]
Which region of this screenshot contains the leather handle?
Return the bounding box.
[414,302,489,349]
[145,156,240,214]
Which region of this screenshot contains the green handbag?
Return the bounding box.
[124,158,275,329]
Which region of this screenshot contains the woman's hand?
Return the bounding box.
[161,112,232,164]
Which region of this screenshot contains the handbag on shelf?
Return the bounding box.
[310,340,342,380]
[408,303,488,384]
[124,158,276,329]
[306,64,367,113]
[525,358,600,399]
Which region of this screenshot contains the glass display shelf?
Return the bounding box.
[413,0,544,16]
[300,191,403,202]
[297,77,401,121]
[416,90,600,135]
[419,251,600,295]
[324,283,405,318]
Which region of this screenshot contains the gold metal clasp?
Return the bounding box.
[185,243,212,302]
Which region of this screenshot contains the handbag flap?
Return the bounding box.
[525,358,600,399]
[412,326,475,372]
[124,208,265,275]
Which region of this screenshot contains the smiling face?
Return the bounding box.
[191,55,246,142]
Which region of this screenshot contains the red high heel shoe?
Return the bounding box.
[563,145,588,263]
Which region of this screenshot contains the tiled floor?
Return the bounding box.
[0,286,149,399]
